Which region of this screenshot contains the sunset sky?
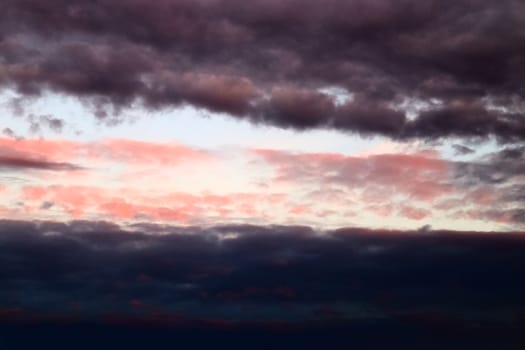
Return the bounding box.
[1,0,525,347]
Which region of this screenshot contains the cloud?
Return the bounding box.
[2,128,17,138]
[20,184,289,223]
[256,147,525,227]
[27,114,65,134]
[452,144,474,156]
[255,148,454,201]
[0,135,522,228]
[0,138,83,172]
[39,201,54,210]
[453,146,525,190]
[0,135,523,229]
[0,136,213,167]
[1,0,525,141]
[0,219,524,342]
[0,153,81,171]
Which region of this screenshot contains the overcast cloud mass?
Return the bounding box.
[1,0,525,348]
[1,0,525,141]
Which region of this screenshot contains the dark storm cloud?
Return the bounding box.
[1,0,525,141]
[1,219,525,328]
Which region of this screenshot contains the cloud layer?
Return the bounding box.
[2,3,525,346]
[2,0,525,141]
[1,136,524,229]
[0,220,524,333]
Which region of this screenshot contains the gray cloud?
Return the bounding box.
[0,149,81,171]
[0,219,524,323]
[1,0,524,141]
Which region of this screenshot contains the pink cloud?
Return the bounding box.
[93,139,214,164]
[0,137,214,168]
[22,187,48,201]
[398,206,431,221]
[365,204,394,217]
[2,136,519,229]
[252,148,503,226]
[20,185,291,223]
[288,204,311,215]
[0,137,80,160]
[255,149,453,203]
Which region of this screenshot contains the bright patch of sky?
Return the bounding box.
[1,89,385,155]
[1,89,501,160]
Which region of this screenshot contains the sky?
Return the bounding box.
[1,0,525,347]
